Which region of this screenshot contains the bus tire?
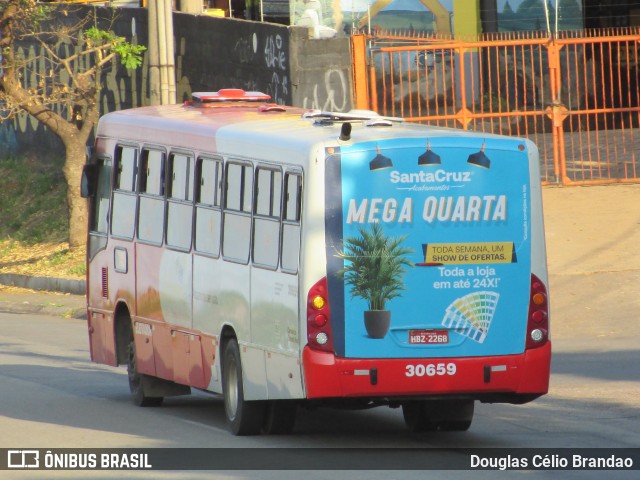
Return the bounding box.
[262,401,297,435]
[402,401,438,432]
[402,400,474,432]
[222,339,265,436]
[438,400,474,432]
[127,341,163,407]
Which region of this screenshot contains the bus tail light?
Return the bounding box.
[307,277,334,353]
[526,274,549,349]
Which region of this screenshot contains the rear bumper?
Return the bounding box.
[302,342,551,402]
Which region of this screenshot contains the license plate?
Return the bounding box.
[408,329,449,345]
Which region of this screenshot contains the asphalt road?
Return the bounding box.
[0,184,639,479]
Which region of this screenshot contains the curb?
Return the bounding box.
[0,273,86,296]
[0,274,87,319]
[0,298,87,319]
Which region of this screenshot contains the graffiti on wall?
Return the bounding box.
[302,68,350,112]
[2,8,354,155]
[181,19,293,106]
[263,34,289,105]
[3,15,148,143]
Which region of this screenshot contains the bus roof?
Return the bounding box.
[96,92,526,165]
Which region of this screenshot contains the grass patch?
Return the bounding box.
[0,156,68,243]
[0,156,85,280]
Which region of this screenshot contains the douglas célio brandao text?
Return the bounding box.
[470,453,635,470]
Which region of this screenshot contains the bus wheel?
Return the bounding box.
[222,339,265,435]
[437,400,474,432]
[402,401,438,432]
[127,341,163,407]
[402,400,474,432]
[262,401,297,435]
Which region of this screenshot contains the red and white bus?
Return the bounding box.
[81,89,550,435]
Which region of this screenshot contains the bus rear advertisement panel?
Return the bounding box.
[82,90,549,435]
[302,136,550,403]
[325,138,534,359]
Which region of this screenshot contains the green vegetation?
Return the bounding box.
[0,156,68,242]
[0,156,85,279]
[1,1,147,248]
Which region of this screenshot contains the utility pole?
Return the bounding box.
[148,0,176,105]
[148,0,160,105]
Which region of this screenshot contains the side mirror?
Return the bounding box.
[81,164,98,198]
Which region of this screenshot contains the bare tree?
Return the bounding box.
[0,1,145,248]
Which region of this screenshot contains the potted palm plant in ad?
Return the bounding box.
[339,224,414,338]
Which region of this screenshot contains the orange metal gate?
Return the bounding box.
[352,30,640,185]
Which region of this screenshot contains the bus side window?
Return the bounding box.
[111,145,138,239]
[222,161,252,263]
[281,172,302,273]
[194,157,222,257]
[166,152,194,250]
[114,146,137,191]
[139,149,165,196]
[90,158,112,235]
[138,148,166,245]
[253,167,282,269]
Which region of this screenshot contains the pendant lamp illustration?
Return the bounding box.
[467,143,491,169]
[369,145,393,170]
[418,141,441,166]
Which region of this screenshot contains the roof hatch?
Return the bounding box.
[190,89,271,105]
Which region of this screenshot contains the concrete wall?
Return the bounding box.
[172,13,294,105]
[289,27,353,112]
[0,6,354,158]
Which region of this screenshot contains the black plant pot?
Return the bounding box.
[364,310,391,339]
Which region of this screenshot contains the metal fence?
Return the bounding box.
[352,29,640,185]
